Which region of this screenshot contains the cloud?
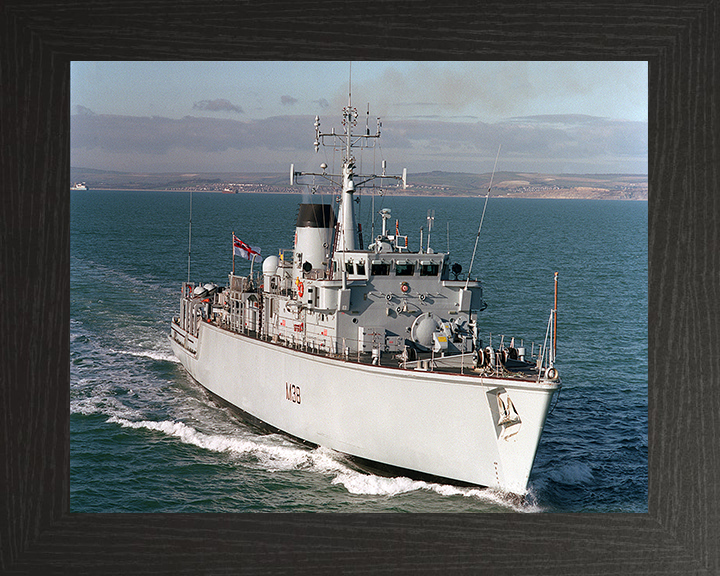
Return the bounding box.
[192,99,243,114]
[354,63,538,119]
[73,105,96,116]
[70,111,647,174]
[71,113,308,156]
[382,114,647,161]
[498,115,648,159]
[316,98,330,109]
[281,95,298,106]
[346,62,647,124]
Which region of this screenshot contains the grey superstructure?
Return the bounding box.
[169,98,561,495]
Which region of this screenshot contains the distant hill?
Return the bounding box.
[408,171,647,200]
[71,168,648,200]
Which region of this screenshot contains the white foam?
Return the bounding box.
[113,348,181,363]
[305,447,354,475]
[331,472,425,496]
[102,416,540,512]
[71,391,142,420]
[107,416,313,469]
[329,470,535,511]
[71,397,104,416]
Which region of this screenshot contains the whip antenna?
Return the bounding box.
[187,190,192,283]
[465,144,501,289]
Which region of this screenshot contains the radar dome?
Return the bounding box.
[262,255,280,276]
[410,312,442,351]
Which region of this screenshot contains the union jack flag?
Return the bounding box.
[233,234,262,261]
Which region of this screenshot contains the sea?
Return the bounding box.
[71,190,647,513]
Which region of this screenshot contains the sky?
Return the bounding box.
[70,61,648,175]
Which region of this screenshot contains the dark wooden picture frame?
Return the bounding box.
[1,1,716,573]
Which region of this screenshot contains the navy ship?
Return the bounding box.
[169,97,561,495]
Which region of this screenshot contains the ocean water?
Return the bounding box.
[70,190,647,513]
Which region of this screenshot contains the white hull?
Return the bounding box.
[170,321,560,494]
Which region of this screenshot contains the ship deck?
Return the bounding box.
[194,317,548,384]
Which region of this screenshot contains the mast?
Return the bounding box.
[335,90,359,251]
[292,79,405,254]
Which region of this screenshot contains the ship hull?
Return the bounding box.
[170,321,560,494]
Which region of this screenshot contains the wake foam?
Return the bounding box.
[72,255,178,297]
[110,347,181,363]
[106,416,538,511]
[107,416,314,470]
[330,469,538,512]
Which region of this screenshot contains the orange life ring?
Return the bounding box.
[400,282,410,293]
[297,281,304,298]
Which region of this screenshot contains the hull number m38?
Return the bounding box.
[285,382,301,404]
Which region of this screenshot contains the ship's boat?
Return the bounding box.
[169,99,561,495]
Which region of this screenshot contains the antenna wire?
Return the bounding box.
[465,144,501,289]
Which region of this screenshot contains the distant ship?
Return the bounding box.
[71,182,88,191]
[169,97,561,495]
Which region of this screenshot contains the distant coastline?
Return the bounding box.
[71,168,648,201]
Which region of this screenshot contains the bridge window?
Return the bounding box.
[356,261,366,275]
[371,261,390,275]
[420,262,439,276]
[395,262,415,276]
